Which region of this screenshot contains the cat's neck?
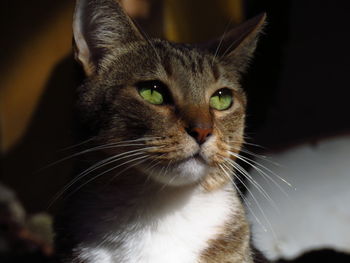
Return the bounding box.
[69,169,245,263]
[82,167,235,219]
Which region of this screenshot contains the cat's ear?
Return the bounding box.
[73,0,144,76]
[203,13,266,73]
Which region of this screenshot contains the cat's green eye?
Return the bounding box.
[210,89,233,111]
[138,82,164,105]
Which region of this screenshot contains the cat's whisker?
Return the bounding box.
[108,136,162,144]
[144,155,165,174]
[228,144,293,199]
[230,146,282,167]
[143,155,168,184]
[218,164,266,231]
[74,150,148,182]
[218,164,248,204]
[66,155,151,200]
[234,151,292,194]
[108,156,152,184]
[64,147,154,186]
[40,141,157,172]
[49,147,158,206]
[98,156,153,196]
[226,139,265,149]
[221,161,273,234]
[211,20,233,66]
[49,153,145,207]
[90,137,161,150]
[224,159,278,212]
[229,151,293,196]
[58,137,96,152]
[219,164,263,229]
[132,19,162,62]
[159,160,176,191]
[225,158,271,199]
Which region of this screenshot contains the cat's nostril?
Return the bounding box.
[186,127,213,145]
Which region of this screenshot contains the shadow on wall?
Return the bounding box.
[1,55,83,213]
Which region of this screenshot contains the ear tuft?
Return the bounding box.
[73,0,144,76]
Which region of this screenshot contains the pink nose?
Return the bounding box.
[187,127,213,145]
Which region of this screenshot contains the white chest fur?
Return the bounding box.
[75,184,237,263]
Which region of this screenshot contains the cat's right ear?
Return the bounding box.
[199,13,266,73]
[73,0,144,76]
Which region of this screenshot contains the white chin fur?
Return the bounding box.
[146,157,209,186]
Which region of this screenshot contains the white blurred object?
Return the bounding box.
[0,183,26,225]
[246,135,350,260]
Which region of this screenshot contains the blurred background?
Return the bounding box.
[1,0,350,262]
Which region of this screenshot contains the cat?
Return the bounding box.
[54,0,266,262]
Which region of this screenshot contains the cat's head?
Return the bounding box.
[73,0,265,189]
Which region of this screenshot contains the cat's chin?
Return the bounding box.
[141,155,210,186]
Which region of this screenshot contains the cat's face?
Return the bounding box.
[73,0,265,189]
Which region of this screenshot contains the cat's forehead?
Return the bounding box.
[158,41,240,98]
[162,45,214,78]
[118,40,239,96]
[104,40,240,103]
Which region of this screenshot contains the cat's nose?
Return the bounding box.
[187,127,213,145]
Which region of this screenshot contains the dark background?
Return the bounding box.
[245,0,350,150]
[1,0,350,262]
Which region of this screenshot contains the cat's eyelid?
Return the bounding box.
[211,87,234,97]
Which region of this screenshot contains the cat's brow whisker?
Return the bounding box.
[211,19,233,66]
[133,19,161,62]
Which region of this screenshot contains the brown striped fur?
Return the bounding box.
[199,203,253,263]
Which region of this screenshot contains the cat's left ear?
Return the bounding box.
[73,0,145,76]
[202,13,266,73]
